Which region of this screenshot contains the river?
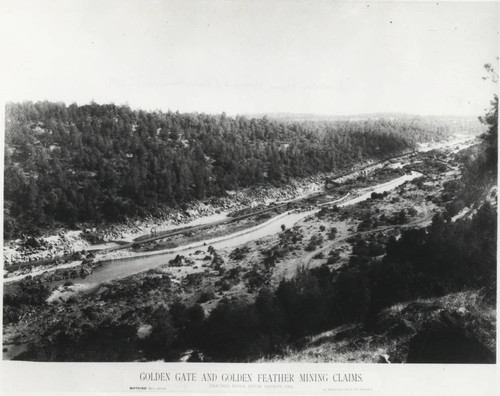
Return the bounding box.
[52,171,421,288]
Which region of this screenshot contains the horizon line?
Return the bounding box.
[4,99,487,120]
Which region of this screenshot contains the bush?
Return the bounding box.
[229,247,250,261]
[211,254,225,271]
[304,244,316,252]
[305,234,324,251]
[327,251,340,264]
[328,227,338,240]
[197,290,216,304]
[169,255,185,267]
[81,231,101,244]
[244,269,267,292]
[217,280,232,292]
[24,237,41,249]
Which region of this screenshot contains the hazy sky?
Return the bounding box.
[1,0,498,116]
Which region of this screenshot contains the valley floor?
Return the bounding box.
[3,137,495,363]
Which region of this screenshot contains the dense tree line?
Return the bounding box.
[4,101,469,237]
[459,97,498,205]
[275,115,483,144]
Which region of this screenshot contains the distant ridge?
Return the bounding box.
[243,112,480,122]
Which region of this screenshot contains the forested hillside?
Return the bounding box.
[263,113,485,142]
[4,102,465,236]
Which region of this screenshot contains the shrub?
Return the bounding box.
[229,246,250,261]
[327,251,341,264]
[304,244,316,252]
[328,227,338,240]
[244,269,267,292]
[197,290,216,304]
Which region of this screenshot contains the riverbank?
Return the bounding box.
[3,136,475,285]
[3,150,415,268]
[2,169,332,267]
[4,164,418,287]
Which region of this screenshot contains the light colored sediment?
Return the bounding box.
[3,136,476,272]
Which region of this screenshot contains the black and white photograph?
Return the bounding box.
[1,0,498,394]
